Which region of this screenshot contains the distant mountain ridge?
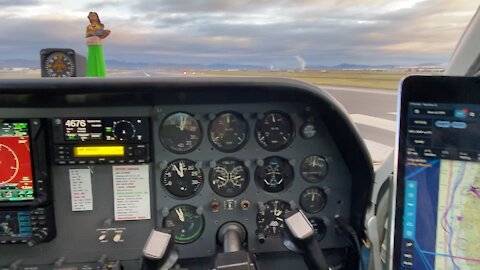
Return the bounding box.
[0,58,444,70]
[0,59,39,69]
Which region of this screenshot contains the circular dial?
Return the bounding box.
[208,112,248,152]
[163,205,204,244]
[300,187,327,214]
[256,200,292,237]
[0,144,19,184]
[300,123,317,139]
[43,52,75,77]
[255,156,293,193]
[161,159,204,198]
[113,120,136,141]
[301,155,328,182]
[255,111,294,151]
[308,217,327,241]
[159,112,202,154]
[209,158,249,197]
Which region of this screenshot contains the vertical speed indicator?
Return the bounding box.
[161,159,204,198]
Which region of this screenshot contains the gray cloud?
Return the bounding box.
[0,0,38,7]
[84,1,124,11]
[0,0,478,67]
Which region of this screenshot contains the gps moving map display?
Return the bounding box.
[0,211,32,238]
[399,102,480,270]
[0,121,34,202]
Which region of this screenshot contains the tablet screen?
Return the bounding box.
[398,101,480,269]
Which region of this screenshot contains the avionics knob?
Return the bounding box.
[27,230,48,247]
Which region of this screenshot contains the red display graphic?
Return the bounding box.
[0,135,34,201]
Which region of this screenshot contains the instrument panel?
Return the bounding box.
[153,103,352,258]
[0,78,373,270]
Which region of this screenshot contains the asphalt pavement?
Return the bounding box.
[320,86,398,165]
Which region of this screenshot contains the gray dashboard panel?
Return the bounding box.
[0,78,374,270]
[0,107,154,265]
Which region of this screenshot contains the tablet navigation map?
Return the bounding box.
[435,160,480,270]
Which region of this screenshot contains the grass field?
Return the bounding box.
[203,70,416,90]
[0,70,40,79]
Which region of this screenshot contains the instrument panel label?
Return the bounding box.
[69,169,93,211]
[113,165,151,221]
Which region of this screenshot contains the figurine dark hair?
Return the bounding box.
[88,12,102,24]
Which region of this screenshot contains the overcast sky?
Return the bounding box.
[0,0,478,67]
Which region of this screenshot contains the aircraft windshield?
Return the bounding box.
[0,0,478,167]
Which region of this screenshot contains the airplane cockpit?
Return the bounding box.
[1,5,479,270]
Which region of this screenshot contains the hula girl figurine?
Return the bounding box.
[86,12,111,77]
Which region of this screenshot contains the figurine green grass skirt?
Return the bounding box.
[86,44,107,77]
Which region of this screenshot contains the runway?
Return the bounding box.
[321,85,397,167]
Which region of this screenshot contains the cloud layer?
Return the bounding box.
[0,0,478,67]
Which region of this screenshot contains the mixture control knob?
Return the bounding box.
[113,233,123,243]
[98,233,108,241]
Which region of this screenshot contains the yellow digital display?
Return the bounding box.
[73,146,125,157]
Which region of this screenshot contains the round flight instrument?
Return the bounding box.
[208,112,248,152]
[255,111,294,151]
[300,122,317,139]
[161,159,204,198]
[256,200,292,237]
[43,52,75,77]
[159,112,202,154]
[163,205,204,244]
[113,120,136,141]
[255,156,293,193]
[300,155,328,182]
[300,187,327,214]
[209,158,249,197]
[0,144,19,184]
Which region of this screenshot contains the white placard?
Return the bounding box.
[69,169,93,211]
[113,165,151,221]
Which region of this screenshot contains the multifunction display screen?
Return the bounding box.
[64,119,104,141]
[62,118,148,142]
[0,211,32,238]
[0,121,34,202]
[399,103,480,270]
